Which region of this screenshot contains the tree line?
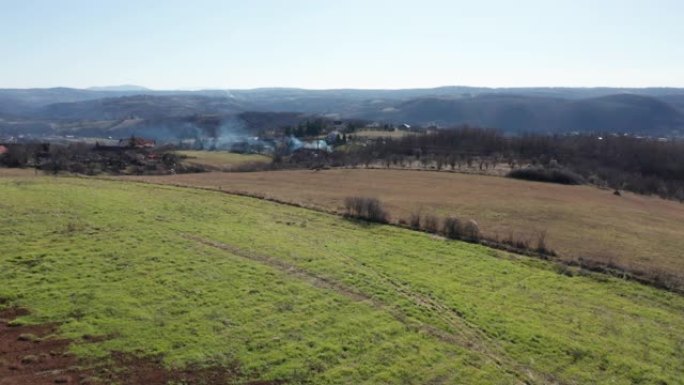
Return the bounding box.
[326,127,684,201]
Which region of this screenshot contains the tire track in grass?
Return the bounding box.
[183,234,558,385]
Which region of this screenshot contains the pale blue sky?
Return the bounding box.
[1,0,682,89]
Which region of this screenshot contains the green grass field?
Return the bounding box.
[1,176,683,384]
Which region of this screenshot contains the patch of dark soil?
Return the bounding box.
[0,308,78,385]
[0,308,284,385]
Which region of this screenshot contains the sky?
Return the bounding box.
[0,0,682,89]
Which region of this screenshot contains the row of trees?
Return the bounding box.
[0,143,191,175]
[283,119,329,138]
[273,126,684,200]
[331,127,684,201]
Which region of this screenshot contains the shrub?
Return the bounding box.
[463,220,481,241]
[442,217,463,239]
[422,214,440,233]
[343,197,389,223]
[409,212,422,229]
[503,232,529,249]
[507,166,584,185]
[535,231,555,256]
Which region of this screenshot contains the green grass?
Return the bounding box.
[1,176,683,385]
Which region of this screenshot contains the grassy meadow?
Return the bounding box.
[1,175,683,384]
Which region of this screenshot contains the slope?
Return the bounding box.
[0,176,682,384]
[125,169,684,282]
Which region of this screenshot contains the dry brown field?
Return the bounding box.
[124,168,684,278]
[176,150,270,170]
[0,168,40,178]
[352,129,412,139]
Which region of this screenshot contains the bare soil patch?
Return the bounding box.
[0,308,281,385]
[0,308,83,385]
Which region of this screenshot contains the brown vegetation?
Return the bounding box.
[0,141,199,176]
[343,196,389,223]
[176,150,271,171]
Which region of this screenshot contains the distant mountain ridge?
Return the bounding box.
[364,93,684,134]
[87,85,151,92]
[1,86,683,138]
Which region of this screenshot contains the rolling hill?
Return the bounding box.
[363,93,684,135]
[36,94,243,120]
[1,86,684,138]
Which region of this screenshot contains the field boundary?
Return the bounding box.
[90,174,684,293]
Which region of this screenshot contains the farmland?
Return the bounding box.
[122,168,684,281]
[1,175,683,384]
[351,129,412,139]
[176,150,270,170]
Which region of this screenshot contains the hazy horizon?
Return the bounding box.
[1,0,683,89]
[5,84,684,92]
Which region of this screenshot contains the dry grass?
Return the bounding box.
[176,151,270,170]
[0,168,40,178]
[352,129,412,139]
[122,168,684,277]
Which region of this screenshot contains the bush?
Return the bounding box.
[343,197,389,223]
[463,220,481,241]
[0,145,31,167]
[503,232,530,249]
[507,166,584,185]
[442,217,463,239]
[535,231,555,256]
[409,212,422,229]
[422,214,440,233]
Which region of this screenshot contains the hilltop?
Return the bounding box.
[1,174,683,384]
